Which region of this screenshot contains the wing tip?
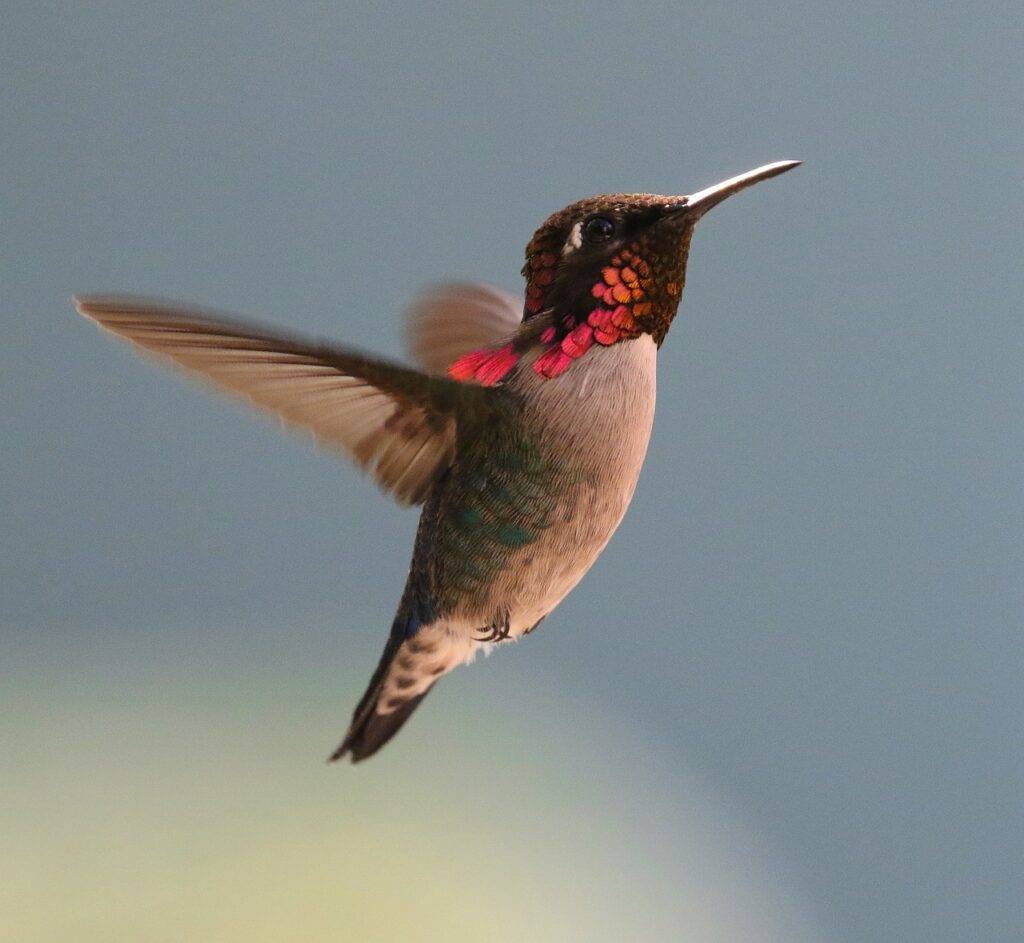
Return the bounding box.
[73,294,136,336]
[73,293,154,330]
[73,293,97,320]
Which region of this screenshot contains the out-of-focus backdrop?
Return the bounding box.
[3,4,1021,941]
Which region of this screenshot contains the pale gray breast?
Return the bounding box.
[493,335,658,630]
[516,334,657,500]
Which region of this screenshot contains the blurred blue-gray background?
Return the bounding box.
[3,3,1021,941]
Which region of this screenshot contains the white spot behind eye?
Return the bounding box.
[562,221,583,256]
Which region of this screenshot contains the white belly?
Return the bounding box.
[496,334,658,633]
[377,336,658,710]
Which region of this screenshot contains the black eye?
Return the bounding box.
[582,215,616,244]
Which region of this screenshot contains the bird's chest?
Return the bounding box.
[521,335,657,498]
[514,336,657,577]
[431,337,657,625]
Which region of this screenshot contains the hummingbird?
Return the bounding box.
[76,159,800,763]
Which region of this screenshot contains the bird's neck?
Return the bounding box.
[447,319,645,386]
[448,269,658,387]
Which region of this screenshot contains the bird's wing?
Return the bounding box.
[76,295,473,506]
[405,283,522,376]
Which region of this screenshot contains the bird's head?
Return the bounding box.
[522,161,801,350]
[449,161,800,384]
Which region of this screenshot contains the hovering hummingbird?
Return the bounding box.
[76,159,800,762]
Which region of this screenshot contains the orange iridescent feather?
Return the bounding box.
[446,243,661,385]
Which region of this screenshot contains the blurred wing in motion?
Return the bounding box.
[76,295,467,505]
[405,283,522,375]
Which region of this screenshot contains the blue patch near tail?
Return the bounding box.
[393,598,438,639]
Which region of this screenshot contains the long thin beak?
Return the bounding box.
[683,160,801,218]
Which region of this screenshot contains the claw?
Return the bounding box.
[473,609,512,642]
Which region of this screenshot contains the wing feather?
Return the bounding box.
[76,295,468,506]
[405,283,522,375]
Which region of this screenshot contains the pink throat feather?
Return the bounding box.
[448,252,650,385]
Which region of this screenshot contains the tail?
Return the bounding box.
[327,631,435,763]
[329,582,485,762]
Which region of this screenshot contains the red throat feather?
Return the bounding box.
[447,343,519,386]
[447,246,654,385]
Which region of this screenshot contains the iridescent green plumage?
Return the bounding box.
[428,396,557,609]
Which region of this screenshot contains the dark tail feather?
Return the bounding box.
[330,691,432,763]
[328,635,436,764]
